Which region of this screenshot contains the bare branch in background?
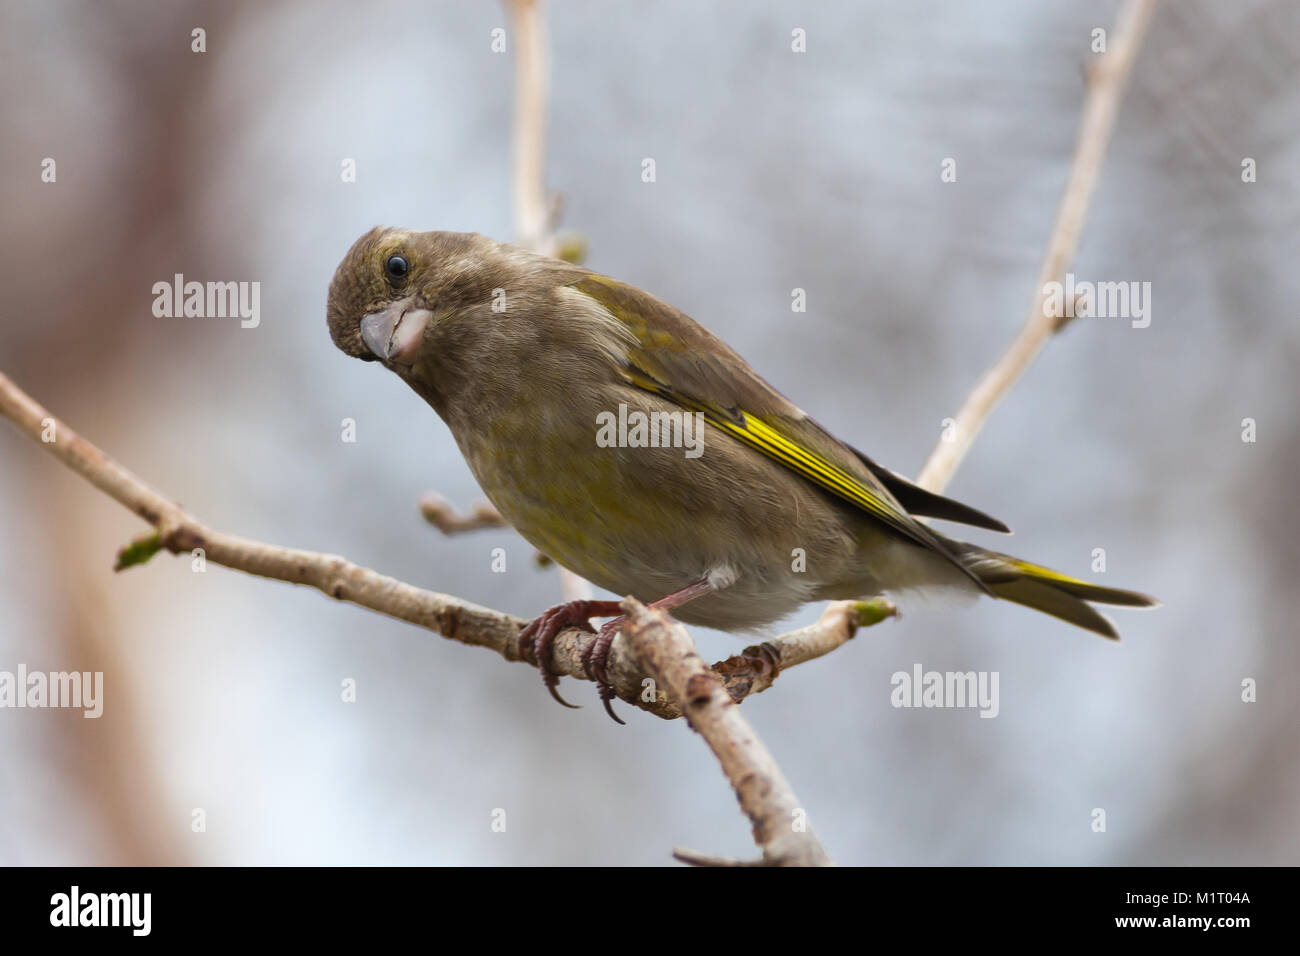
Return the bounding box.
[507,0,556,257]
[916,0,1159,494]
[418,492,506,533]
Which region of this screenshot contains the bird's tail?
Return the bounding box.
[946,539,1158,639]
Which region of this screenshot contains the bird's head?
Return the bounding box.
[326,226,505,368]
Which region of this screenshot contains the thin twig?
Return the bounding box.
[507,0,555,257]
[915,0,1158,494]
[417,491,506,533]
[670,848,765,868]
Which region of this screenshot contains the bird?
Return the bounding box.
[327,227,1157,721]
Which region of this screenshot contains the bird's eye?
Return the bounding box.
[385,255,410,281]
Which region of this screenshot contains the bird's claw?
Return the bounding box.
[581,617,627,725]
[518,600,623,713]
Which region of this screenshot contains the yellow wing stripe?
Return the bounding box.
[734,414,901,523]
[1008,558,1092,587]
[664,392,917,536]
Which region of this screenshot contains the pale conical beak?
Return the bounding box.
[360,301,432,363]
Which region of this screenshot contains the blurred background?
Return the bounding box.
[1,0,1297,866]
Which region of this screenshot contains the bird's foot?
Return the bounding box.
[517,600,623,709]
[581,617,628,725]
[521,577,721,722]
[580,576,721,723]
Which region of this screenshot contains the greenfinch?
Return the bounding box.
[327,227,1156,720]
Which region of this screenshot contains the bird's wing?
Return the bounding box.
[847,446,1009,533]
[568,273,1005,592]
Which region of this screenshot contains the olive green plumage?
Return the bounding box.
[327,227,1157,638]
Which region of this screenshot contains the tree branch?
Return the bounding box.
[0,371,889,725]
[621,599,833,866]
[915,0,1158,494]
[417,491,505,533]
[507,0,556,257]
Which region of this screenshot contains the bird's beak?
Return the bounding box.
[360,299,431,364]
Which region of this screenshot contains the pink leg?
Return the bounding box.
[581,577,717,724]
